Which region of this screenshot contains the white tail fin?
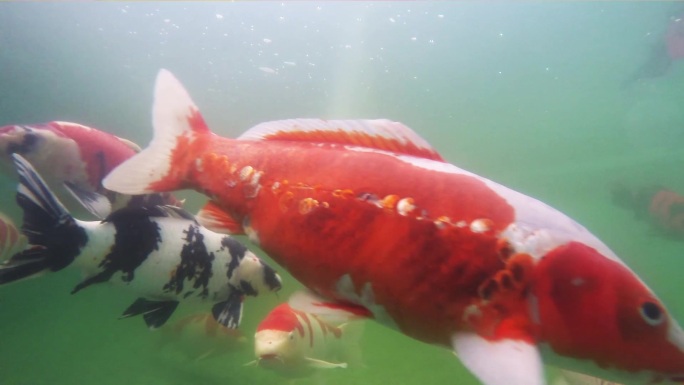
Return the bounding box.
[103,69,211,195]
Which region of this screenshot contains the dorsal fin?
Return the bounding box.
[103,205,197,223]
[238,119,444,161]
[288,289,372,326]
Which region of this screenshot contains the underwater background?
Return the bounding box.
[1,2,683,385]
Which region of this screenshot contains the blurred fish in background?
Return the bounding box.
[0,121,180,219]
[0,212,25,261]
[158,312,248,362]
[611,182,684,238]
[624,9,684,86]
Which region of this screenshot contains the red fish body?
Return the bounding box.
[104,70,684,385]
[0,121,178,216]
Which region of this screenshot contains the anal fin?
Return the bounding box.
[120,297,179,329]
[288,289,372,325]
[64,182,112,220]
[196,200,244,235]
[304,357,348,369]
[451,332,544,385]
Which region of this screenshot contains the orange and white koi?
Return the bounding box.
[0,121,178,218]
[104,69,684,385]
[250,291,367,376]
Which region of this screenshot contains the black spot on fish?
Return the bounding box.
[221,236,246,279]
[261,263,282,292]
[500,272,513,290]
[238,280,257,297]
[95,150,107,181]
[357,192,379,203]
[163,224,214,299]
[511,263,525,283]
[71,207,162,293]
[478,279,498,300]
[6,131,39,155]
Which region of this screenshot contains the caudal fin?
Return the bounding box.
[0,155,87,284]
[103,69,212,195]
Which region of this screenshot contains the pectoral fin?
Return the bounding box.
[120,297,179,329]
[451,332,544,385]
[196,200,244,235]
[212,290,243,328]
[64,182,112,220]
[304,357,348,369]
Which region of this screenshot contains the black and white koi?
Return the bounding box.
[0,154,282,329]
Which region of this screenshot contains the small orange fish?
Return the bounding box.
[161,312,247,361]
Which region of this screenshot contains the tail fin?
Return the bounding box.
[103,69,212,195]
[0,155,87,284]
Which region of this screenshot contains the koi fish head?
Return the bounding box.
[0,123,85,185]
[532,241,684,383]
[254,303,306,370]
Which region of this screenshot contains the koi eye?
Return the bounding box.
[640,301,665,326]
[289,332,295,341]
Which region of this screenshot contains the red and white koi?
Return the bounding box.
[0,121,178,217]
[0,155,282,329]
[104,69,684,385]
[251,290,367,376]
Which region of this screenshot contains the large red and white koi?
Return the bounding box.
[104,69,684,385]
[0,121,178,217]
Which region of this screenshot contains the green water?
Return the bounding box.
[1,2,684,385]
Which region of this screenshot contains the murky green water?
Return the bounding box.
[1,2,683,385]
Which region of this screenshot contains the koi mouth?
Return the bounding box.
[257,354,285,368]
